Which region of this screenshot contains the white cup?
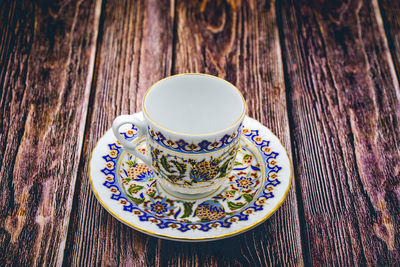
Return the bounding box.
[113,73,246,195]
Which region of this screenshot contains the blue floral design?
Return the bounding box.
[145,197,174,217]
[230,173,256,193]
[135,170,154,182]
[148,125,242,154]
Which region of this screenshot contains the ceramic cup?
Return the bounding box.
[112,73,246,195]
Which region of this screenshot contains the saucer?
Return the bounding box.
[89,116,292,241]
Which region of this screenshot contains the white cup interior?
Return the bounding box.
[143,74,245,135]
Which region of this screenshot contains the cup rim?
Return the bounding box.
[142,73,246,137]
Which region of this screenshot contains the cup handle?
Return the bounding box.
[112,112,152,166]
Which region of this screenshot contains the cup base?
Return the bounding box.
[157,178,225,199]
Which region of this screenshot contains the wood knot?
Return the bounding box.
[200,0,228,33]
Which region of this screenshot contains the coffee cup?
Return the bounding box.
[112,73,246,195]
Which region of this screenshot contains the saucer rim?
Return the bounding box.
[88,117,293,242]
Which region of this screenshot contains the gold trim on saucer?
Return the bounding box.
[88,126,293,241]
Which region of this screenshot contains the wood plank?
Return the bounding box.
[159,0,304,266]
[379,0,400,78]
[279,0,400,265]
[0,0,101,265]
[62,0,174,265]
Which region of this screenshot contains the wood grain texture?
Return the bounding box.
[0,0,101,265]
[3,0,399,265]
[62,0,174,266]
[279,0,400,265]
[159,0,304,266]
[379,0,400,79]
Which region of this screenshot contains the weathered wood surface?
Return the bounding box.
[379,0,400,78]
[63,0,174,266]
[280,0,400,265]
[0,0,101,266]
[161,0,304,266]
[1,0,400,265]
[64,0,304,265]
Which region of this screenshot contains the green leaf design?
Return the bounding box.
[124,178,132,182]
[160,155,172,172]
[126,160,137,167]
[128,185,144,194]
[147,192,156,198]
[218,160,230,177]
[171,160,187,175]
[242,194,254,203]
[243,154,252,160]
[234,162,243,166]
[227,201,246,210]
[181,202,194,218]
[128,196,144,205]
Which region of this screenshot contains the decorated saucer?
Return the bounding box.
[89,116,292,241]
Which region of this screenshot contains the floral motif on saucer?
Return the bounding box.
[89,117,292,241]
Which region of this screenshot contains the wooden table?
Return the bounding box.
[1,0,399,265]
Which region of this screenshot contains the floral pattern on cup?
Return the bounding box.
[149,141,240,187]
